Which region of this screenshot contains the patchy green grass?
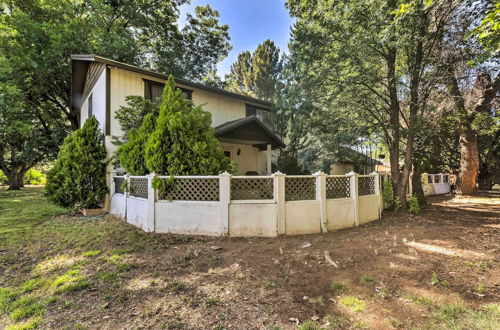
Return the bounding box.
[169,280,188,294]
[81,250,102,258]
[298,320,322,330]
[52,269,89,293]
[330,281,349,293]
[339,296,366,313]
[359,275,374,285]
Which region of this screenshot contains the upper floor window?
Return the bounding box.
[144,79,192,103]
[246,104,273,128]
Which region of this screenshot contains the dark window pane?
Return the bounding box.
[150,84,163,103]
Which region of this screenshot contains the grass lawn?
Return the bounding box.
[0,186,499,329]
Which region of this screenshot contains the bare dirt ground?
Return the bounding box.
[1,188,499,329]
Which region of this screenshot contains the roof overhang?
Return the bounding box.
[215,116,285,151]
[70,54,272,108]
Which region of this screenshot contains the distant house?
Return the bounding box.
[330,147,383,175]
[70,55,284,175]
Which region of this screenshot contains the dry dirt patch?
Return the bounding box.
[1,188,499,329]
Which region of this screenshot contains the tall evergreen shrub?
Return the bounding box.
[144,76,234,175]
[46,117,108,209]
[117,113,156,175]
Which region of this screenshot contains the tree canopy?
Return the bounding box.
[0,0,231,189]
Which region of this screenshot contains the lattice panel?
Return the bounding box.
[326,177,350,199]
[444,175,449,183]
[231,178,274,200]
[427,175,433,184]
[114,177,125,195]
[158,178,219,201]
[358,176,375,196]
[285,177,316,201]
[129,178,148,199]
[434,175,441,183]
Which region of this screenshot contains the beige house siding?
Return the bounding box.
[105,67,274,175]
[108,67,266,136]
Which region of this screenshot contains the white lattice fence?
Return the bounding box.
[285,176,316,201]
[231,177,274,200]
[157,177,219,201]
[358,176,375,196]
[129,177,148,199]
[326,176,350,199]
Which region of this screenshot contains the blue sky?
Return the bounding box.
[179,0,294,76]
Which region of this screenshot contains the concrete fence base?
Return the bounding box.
[109,171,384,237]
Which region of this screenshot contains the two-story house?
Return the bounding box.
[70,55,285,177]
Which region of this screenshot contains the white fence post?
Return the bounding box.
[315,171,327,233]
[145,173,156,232]
[219,172,231,236]
[274,172,286,235]
[372,171,381,218]
[109,170,117,196]
[348,171,359,226]
[123,174,129,219]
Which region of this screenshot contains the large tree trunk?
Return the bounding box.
[456,130,479,194]
[8,171,24,190]
[2,145,28,190]
[412,161,425,203]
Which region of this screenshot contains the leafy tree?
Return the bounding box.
[145,76,234,175]
[0,81,60,190]
[286,0,459,209]
[114,96,160,134]
[225,51,255,97]
[433,1,499,194]
[46,117,108,209]
[0,0,231,188]
[226,40,282,102]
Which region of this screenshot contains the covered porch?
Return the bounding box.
[215,116,285,175]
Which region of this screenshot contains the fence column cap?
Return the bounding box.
[220,171,231,176]
[273,171,285,176]
[313,171,326,176]
[347,171,358,176]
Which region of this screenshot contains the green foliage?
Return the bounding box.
[23,169,46,185]
[0,0,230,189]
[408,196,421,214]
[394,197,402,212]
[330,281,349,293]
[117,113,157,175]
[473,2,500,56]
[45,117,108,209]
[114,96,160,134]
[339,296,366,312]
[145,76,234,175]
[298,320,322,330]
[382,181,394,208]
[226,39,282,102]
[0,170,7,185]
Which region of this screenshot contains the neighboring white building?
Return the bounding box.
[70,54,285,176]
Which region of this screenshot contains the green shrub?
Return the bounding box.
[408,196,421,214]
[145,75,234,175]
[114,95,160,133]
[23,169,46,185]
[382,180,394,208]
[394,196,402,211]
[0,170,8,185]
[46,117,108,209]
[117,113,156,175]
